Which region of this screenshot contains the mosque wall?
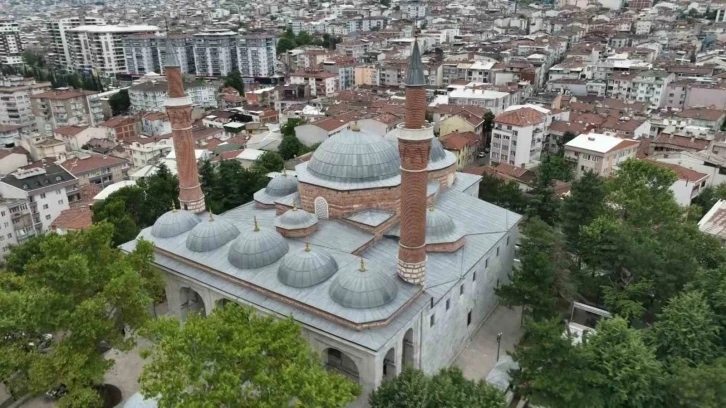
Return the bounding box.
[298,183,401,219]
[418,225,520,375]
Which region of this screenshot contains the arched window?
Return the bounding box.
[314,196,329,219]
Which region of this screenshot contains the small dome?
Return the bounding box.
[228,220,289,269]
[185,214,240,252]
[151,209,201,238]
[278,243,338,288]
[430,137,447,163]
[329,259,398,309]
[307,126,401,183]
[274,205,318,230]
[425,206,464,245]
[265,173,299,197]
[123,392,158,408]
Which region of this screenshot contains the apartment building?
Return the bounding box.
[98,116,139,141]
[60,152,128,191]
[193,30,238,77]
[0,198,38,256]
[66,25,161,77]
[630,71,674,108]
[0,162,76,233]
[565,133,639,179]
[237,34,276,78]
[449,88,511,114]
[0,19,22,66]
[121,135,173,171]
[0,77,52,131]
[128,79,218,113]
[490,107,546,168]
[289,70,338,97]
[123,34,195,75]
[46,16,105,71]
[30,89,103,138]
[322,58,356,90]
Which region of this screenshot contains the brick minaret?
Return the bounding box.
[397,37,432,286]
[164,39,205,213]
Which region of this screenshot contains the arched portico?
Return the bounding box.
[179,287,206,320]
[324,348,360,384]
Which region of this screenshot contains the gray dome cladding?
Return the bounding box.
[275,207,318,230]
[278,247,338,288]
[329,261,398,309]
[151,209,201,238]
[265,173,299,197]
[228,227,289,269]
[307,127,401,183]
[185,216,240,252]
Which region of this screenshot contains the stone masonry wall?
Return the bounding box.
[298,183,400,219]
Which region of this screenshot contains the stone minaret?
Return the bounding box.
[164,39,205,213]
[397,37,432,286]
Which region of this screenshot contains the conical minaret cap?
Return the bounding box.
[406,39,426,87]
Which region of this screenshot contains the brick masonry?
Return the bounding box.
[426,238,465,253]
[276,224,317,238]
[298,182,401,219]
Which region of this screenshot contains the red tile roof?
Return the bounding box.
[646,160,708,182]
[51,207,93,231]
[60,154,127,175]
[494,107,545,127]
[54,125,88,137]
[439,131,479,151]
[653,133,710,150]
[31,89,98,100]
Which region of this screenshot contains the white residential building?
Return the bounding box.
[46,16,105,71]
[123,34,195,75]
[646,160,708,206]
[0,163,76,233]
[0,198,38,257]
[193,30,238,77]
[122,136,174,172]
[564,133,639,179]
[0,77,52,131]
[0,19,22,66]
[66,25,161,77]
[630,71,674,108]
[490,107,546,168]
[289,71,338,97]
[449,88,511,114]
[128,79,218,113]
[237,34,276,78]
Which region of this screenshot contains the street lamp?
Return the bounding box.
[496,332,503,362]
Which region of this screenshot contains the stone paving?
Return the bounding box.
[453,305,524,381]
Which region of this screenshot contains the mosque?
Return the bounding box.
[121,39,522,407]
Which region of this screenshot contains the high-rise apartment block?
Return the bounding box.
[237,34,276,78]
[123,34,195,76]
[0,19,22,66]
[46,16,106,71]
[0,77,52,132]
[193,30,237,77]
[30,89,103,137]
[65,25,160,77]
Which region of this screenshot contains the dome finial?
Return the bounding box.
[281,168,287,176]
[292,203,298,211]
[359,257,367,272]
[253,216,260,232]
[350,121,361,132]
[208,211,214,222]
[429,203,435,211]
[171,200,177,212]
[305,240,311,252]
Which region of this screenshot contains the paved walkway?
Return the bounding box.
[454,305,524,381]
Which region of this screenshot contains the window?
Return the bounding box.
[6,233,10,239]
[430,314,435,327]
[40,193,46,199]
[430,298,434,309]
[485,258,489,268]
[56,189,61,195]
[460,284,464,295]
[507,236,510,246]
[45,215,51,220]
[1,211,5,217]
[473,272,476,281]
[446,299,450,310]
[467,311,472,326]
[2,222,7,228]
[0,236,5,242]
[58,200,64,205]
[496,246,500,257]
[43,204,48,210]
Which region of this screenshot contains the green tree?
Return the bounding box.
[686,267,726,347]
[281,118,305,137]
[91,198,140,246]
[509,318,600,408]
[370,367,505,408]
[278,135,305,160]
[483,111,495,135]
[560,171,606,257]
[649,291,720,365]
[139,303,360,408]
[586,317,662,408]
[109,89,131,115]
[0,225,160,407]
[691,184,726,214]
[223,69,245,94]
[276,37,297,55]
[478,173,528,214]
[664,358,726,408]
[496,218,573,320]
[251,151,285,173]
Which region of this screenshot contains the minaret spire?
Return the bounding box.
[164,22,205,214]
[396,32,433,286]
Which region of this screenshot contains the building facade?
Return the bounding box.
[193,30,238,77]
[0,77,52,131]
[46,16,105,71]
[66,25,161,76]
[490,107,546,168]
[237,34,276,78]
[30,89,103,138]
[0,19,22,66]
[128,80,218,113]
[565,133,640,179]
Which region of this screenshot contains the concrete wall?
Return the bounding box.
[419,229,518,375]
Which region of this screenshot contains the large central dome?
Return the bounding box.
[306,126,401,183]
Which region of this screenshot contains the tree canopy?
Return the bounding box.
[198,159,269,214]
[369,367,505,408]
[0,224,162,407]
[109,90,131,115]
[139,303,360,408]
